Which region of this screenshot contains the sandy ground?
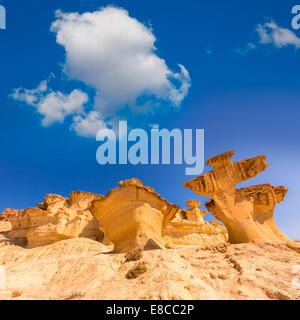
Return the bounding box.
[0,233,299,300]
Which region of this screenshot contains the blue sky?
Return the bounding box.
[0,0,300,239]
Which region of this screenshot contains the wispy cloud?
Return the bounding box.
[10,80,88,126]
[256,19,300,49]
[235,18,300,56]
[11,6,191,138]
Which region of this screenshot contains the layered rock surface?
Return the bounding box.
[1,180,229,252]
[0,222,12,233]
[0,235,299,300]
[2,191,104,248]
[163,200,228,247]
[0,209,13,232]
[90,179,179,253]
[0,163,298,300]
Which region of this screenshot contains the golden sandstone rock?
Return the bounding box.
[90,179,179,253]
[0,209,14,232]
[1,182,228,252]
[1,150,300,300]
[183,150,293,244]
[162,200,228,248]
[0,221,12,233]
[0,209,18,222]
[1,149,297,253]
[162,221,228,248]
[3,191,104,248]
[184,200,207,223]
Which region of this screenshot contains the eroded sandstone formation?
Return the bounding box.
[0,221,12,233]
[183,150,291,244]
[0,208,19,220]
[90,178,179,253]
[0,209,14,232]
[2,191,104,248]
[183,200,207,223]
[162,200,228,247]
[1,151,296,253]
[162,219,228,247]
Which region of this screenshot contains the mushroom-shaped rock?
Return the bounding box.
[90,179,179,253]
[184,151,291,244]
[205,184,290,243]
[186,200,201,208]
[183,150,269,195]
[184,200,207,223]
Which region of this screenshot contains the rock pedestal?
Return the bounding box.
[184,200,207,224]
[183,150,291,244]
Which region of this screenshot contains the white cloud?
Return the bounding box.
[38,89,88,126]
[234,19,300,56]
[50,6,190,114]
[71,111,107,137]
[11,80,48,105]
[11,80,88,126]
[11,6,191,138]
[256,19,300,49]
